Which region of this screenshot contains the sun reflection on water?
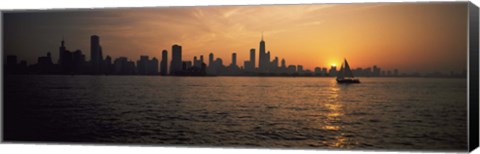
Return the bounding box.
[322,83,350,148]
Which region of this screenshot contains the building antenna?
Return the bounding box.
[261,31,264,41]
[61,35,65,46]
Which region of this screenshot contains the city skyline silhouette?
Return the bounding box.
[4,34,467,77]
[3,3,468,74]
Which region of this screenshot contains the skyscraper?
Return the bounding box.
[104,55,113,74]
[209,53,214,67]
[90,35,103,74]
[244,61,251,72]
[231,52,237,67]
[193,56,200,68]
[250,48,255,69]
[373,65,381,77]
[329,66,337,76]
[58,38,74,74]
[272,56,279,73]
[58,38,66,65]
[150,57,159,75]
[72,50,85,71]
[114,57,128,75]
[226,52,240,75]
[182,61,192,71]
[137,55,149,75]
[170,44,182,75]
[287,65,296,75]
[297,65,304,74]
[280,58,287,74]
[161,50,168,75]
[266,51,271,70]
[259,33,267,72]
[322,68,328,76]
[314,67,322,76]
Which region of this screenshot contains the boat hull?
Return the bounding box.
[336,78,361,84]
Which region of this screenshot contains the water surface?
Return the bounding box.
[4,75,468,151]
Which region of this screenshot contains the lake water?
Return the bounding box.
[3,75,468,151]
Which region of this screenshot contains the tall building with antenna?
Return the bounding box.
[259,33,267,72]
[90,35,103,74]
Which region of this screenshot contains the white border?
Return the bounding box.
[0,0,472,10]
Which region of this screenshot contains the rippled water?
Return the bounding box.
[4,75,468,151]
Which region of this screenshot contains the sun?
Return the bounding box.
[331,64,337,67]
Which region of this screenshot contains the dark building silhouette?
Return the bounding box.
[134,55,159,75]
[58,38,74,74]
[373,65,381,77]
[200,55,204,67]
[113,57,136,75]
[137,55,149,75]
[280,58,287,74]
[24,52,54,74]
[232,52,237,67]
[304,69,313,76]
[35,52,55,74]
[6,55,29,74]
[38,52,53,65]
[287,65,296,75]
[5,55,18,74]
[104,55,114,75]
[161,50,168,75]
[227,52,240,75]
[208,53,214,67]
[207,53,216,75]
[193,56,198,68]
[194,56,206,69]
[314,67,322,76]
[266,51,271,72]
[394,69,399,76]
[244,48,256,72]
[127,60,136,74]
[72,50,86,74]
[259,33,267,72]
[297,65,304,75]
[271,56,279,73]
[207,57,226,75]
[170,44,182,75]
[19,61,28,72]
[244,61,251,72]
[281,58,286,69]
[58,38,67,65]
[149,57,159,75]
[114,57,127,74]
[182,61,192,71]
[249,48,256,70]
[329,66,337,76]
[90,35,103,74]
[364,67,372,76]
[57,38,88,74]
[322,67,328,76]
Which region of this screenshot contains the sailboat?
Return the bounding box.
[336,58,360,84]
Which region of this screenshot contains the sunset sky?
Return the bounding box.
[3,2,468,73]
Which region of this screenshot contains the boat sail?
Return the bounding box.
[337,58,360,83]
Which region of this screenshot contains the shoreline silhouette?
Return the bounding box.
[4,35,467,78]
